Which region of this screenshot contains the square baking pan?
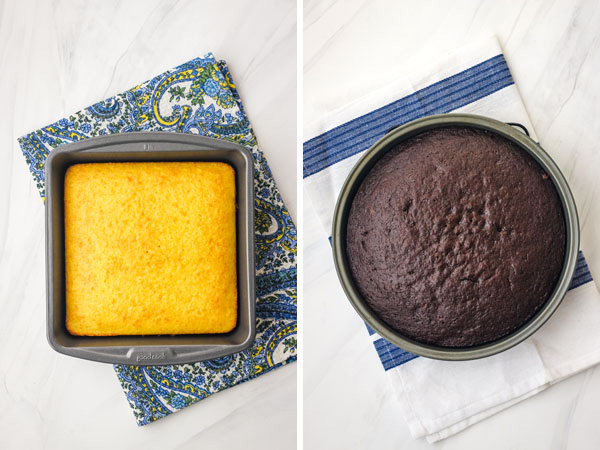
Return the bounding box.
[45,132,255,365]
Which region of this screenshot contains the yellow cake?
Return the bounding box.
[64,162,237,336]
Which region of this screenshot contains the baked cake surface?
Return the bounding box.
[64,162,237,336]
[345,127,566,347]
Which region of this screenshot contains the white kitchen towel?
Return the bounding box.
[303,37,600,443]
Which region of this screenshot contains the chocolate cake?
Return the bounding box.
[345,126,566,347]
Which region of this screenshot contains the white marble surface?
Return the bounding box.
[0,1,296,449]
[304,0,600,448]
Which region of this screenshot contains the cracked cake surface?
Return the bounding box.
[345,126,566,347]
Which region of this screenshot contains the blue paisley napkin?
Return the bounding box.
[18,54,297,426]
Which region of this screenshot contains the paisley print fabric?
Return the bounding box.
[18,54,297,426]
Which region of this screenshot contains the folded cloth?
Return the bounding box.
[303,38,600,443]
[18,54,297,426]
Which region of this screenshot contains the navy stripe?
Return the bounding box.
[569,251,593,290]
[304,75,513,175]
[303,72,513,177]
[304,72,512,177]
[571,272,591,284]
[573,267,590,281]
[304,54,507,154]
[304,60,509,160]
[570,275,593,290]
[374,338,419,370]
[303,56,514,178]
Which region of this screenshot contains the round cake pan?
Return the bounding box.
[332,113,580,361]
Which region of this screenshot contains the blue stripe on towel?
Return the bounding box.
[569,251,593,290]
[303,54,513,178]
[374,338,419,370]
[303,55,507,156]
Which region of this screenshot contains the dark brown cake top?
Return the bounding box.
[345,126,566,347]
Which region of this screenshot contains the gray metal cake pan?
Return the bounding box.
[332,113,579,361]
[45,132,255,365]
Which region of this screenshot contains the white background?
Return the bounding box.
[304,0,600,449]
[0,1,296,449]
